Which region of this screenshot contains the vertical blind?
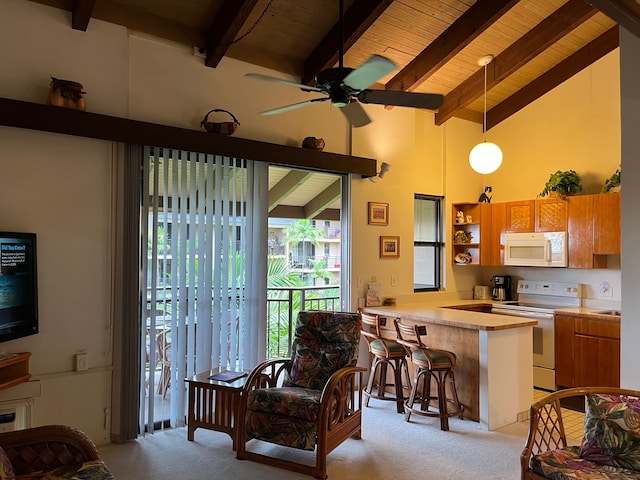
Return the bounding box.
[140,147,267,432]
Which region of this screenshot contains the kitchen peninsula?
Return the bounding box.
[362,301,536,430]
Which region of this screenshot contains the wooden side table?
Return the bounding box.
[185,368,248,450]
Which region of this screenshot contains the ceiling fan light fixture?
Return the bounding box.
[469,54,502,175]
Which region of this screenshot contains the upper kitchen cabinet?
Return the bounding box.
[451,202,491,266]
[505,200,535,232]
[568,193,620,268]
[535,198,568,232]
[504,198,567,233]
[593,192,620,254]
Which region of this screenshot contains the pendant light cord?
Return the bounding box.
[482,62,487,141]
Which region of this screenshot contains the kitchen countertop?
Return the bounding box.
[553,307,621,322]
[362,300,537,331]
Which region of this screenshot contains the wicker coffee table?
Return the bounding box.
[185,368,248,449]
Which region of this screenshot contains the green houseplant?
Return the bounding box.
[538,170,583,198]
[601,167,621,193]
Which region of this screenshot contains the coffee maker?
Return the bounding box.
[491,275,512,302]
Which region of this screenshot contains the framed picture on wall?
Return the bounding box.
[380,236,400,258]
[368,202,389,225]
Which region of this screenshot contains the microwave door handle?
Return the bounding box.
[544,239,551,262]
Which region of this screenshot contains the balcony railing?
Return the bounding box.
[146,285,341,360]
[267,285,340,358]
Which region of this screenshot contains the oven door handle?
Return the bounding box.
[491,309,554,320]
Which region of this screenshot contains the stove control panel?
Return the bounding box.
[517,280,582,298]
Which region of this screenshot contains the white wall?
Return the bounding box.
[0,127,114,444]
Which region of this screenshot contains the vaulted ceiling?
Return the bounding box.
[26,0,640,218]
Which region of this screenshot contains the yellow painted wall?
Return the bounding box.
[350,50,621,307]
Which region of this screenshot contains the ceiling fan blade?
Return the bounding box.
[340,101,371,128]
[259,97,329,116]
[358,89,444,110]
[245,73,324,93]
[342,55,397,91]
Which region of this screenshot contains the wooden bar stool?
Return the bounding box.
[361,312,411,413]
[394,319,464,430]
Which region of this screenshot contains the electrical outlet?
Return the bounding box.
[75,353,88,371]
[600,281,613,297]
[192,46,206,58]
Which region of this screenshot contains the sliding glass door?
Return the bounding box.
[138,148,350,434]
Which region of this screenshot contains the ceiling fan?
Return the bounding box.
[245,0,444,127]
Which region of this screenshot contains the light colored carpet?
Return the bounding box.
[99,405,530,479]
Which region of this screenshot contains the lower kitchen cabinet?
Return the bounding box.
[555,313,620,388]
[554,315,575,387]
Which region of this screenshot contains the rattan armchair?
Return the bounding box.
[0,425,111,478]
[521,386,640,480]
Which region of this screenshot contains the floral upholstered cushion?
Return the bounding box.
[579,393,640,471]
[247,387,321,422]
[531,446,640,479]
[15,460,114,480]
[0,447,15,480]
[283,311,361,391]
[245,410,317,451]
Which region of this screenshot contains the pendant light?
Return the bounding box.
[469,55,502,174]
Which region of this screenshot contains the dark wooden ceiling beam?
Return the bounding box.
[435,0,598,126]
[301,0,393,85]
[205,0,260,68]
[385,0,519,93]
[487,26,619,129]
[585,0,640,38]
[71,0,96,31]
[0,97,377,177]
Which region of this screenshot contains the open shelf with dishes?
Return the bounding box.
[451,202,489,266]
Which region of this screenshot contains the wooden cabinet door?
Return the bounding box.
[567,195,595,269]
[535,198,567,232]
[574,335,620,387]
[487,202,505,265]
[554,315,575,388]
[505,200,534,232]
[593,192,620,254]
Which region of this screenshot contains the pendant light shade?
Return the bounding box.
[469,55,502,174]
[469,141,502,174]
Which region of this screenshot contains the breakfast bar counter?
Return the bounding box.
[362,302,536,430]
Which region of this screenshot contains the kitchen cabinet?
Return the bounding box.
[504,198,567,233]
[554,313,620,388]
[593,192,620,254]
[487,201,505,266]
[567,193,620,268]
[505,200,534,232]
[554,316,575,387]
[458,193,618,268]
[451,202,491,266]
[535,197,568,232]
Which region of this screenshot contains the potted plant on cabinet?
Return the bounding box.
[538,170,583,198]
[601,167,620,193]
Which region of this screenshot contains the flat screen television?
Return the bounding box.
[0,232,38,343]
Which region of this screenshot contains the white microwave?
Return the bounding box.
[504,231,568,267]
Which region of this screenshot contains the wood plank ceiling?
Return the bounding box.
[26,0,639,219]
